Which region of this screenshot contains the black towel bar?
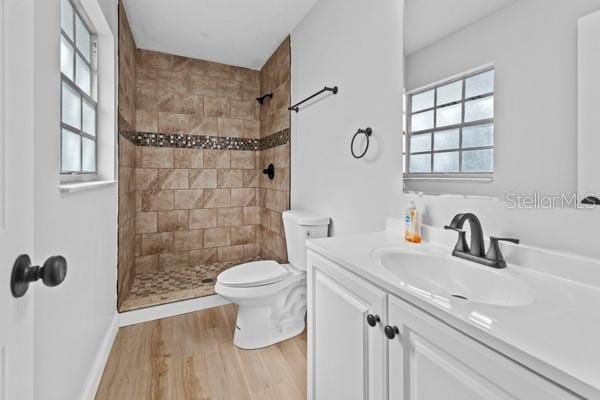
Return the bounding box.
[289,86,338,113]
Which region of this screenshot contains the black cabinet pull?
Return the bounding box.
[384,325,400,340]
[11,254,67,298]
[366,314,380,327]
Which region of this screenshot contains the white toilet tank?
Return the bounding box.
[282,210,330,271]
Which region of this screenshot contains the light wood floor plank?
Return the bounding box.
[96,304,306,400]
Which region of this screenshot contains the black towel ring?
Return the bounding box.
[351,127,373,159]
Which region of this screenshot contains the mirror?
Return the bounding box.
[403,0,600,208]
[578,9,600,206]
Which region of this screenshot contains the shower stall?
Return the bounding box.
[117,3,291,311]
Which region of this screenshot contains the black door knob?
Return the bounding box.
[384,325,400,340]
[366,314,380,327]
[11,254,67,298]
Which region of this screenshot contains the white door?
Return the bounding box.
[307,251,387,400]
[0,0,36,399]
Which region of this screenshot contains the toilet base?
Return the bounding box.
[233,305,305,349]
[231,278,307,349]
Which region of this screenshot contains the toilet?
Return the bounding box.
[215,209,330,349]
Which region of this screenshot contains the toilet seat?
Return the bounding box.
[217,260,289,288]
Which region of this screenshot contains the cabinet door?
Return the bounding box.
[387,295,580,400]
[307,251,387,400]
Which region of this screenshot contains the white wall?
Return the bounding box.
[291,0,600,262]
[33,1,118,399]
[291,0,405,236]
[405,0,600,197]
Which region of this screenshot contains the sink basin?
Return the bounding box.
[373,248,533,307]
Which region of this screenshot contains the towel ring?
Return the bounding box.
[351,127,373,159]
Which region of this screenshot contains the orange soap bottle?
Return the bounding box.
[404,201,422,243]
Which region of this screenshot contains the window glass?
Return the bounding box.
[410,133,431,153]
[462,149,494,172]
[82,137,96,172]
[437,80,462,106]
[61,129,81,172]
[466,70,494,98]
[82,100,96,136]
[465,96,494,122]
[60,1,97,174]
[407,68,494,175]
[61,0,74,39]
[434,152,460,173]
[60,36,74,79]
[412,110,434,132]
[436,103,462,127]
[410,154,431,173]
[463,124,493,148]
[412,90,434,112]
[75,15,91,61]
[62,82,81,129]
[75,54,91,95]
[434,129,460,151]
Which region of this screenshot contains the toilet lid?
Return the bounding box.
[217,260,289,288]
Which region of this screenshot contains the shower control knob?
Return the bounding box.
[366,314,380,327]
[10,254,67,298]
[384,325,400,340]
[262,164,275,180]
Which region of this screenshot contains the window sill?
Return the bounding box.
[59,180,116,193]
[403,174,493,182]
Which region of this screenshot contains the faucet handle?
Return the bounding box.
[486,237,520,268]
[444,226,469,253]
[444,225,465,233]
[489,237,520,245]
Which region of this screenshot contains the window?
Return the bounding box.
[60,0,96,174]
[405,68,494,177]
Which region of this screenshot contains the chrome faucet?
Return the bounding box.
[444,213,519,269]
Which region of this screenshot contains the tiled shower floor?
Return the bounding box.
[120,257,261,311]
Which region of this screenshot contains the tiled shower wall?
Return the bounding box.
[132,50,264,275]
[117,1,137,307]
[258,38,291,262]
[117,3,291,307]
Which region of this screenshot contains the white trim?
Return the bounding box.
[79,314,119,400]
[118,295,231,327]
[59,179,116,193]
[403,175,493,182]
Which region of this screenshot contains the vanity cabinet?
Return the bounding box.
[307,252,388,400]
[307,250,580,400]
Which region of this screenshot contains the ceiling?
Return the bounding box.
[123,0,319,70]
[405,0,516,55]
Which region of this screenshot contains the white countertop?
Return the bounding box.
[307,230,600,399]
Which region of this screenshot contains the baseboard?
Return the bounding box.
[118,294,231,327]
[79,313,119,400]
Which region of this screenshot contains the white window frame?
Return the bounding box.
[60,0,98,179]
[404,66,495,180]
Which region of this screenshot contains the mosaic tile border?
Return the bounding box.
[119,128,290,151]
[260,129,290,150]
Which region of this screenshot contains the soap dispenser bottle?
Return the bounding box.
[405,201,422,243]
